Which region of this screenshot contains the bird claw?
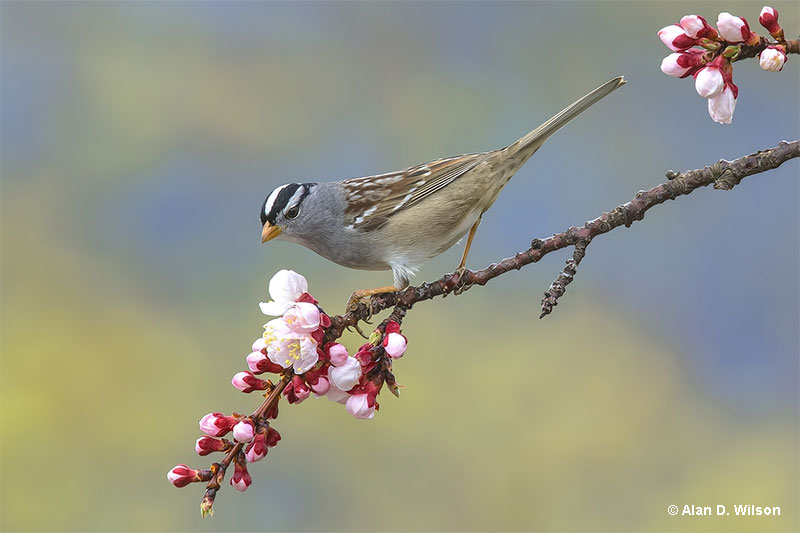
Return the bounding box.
[347,322,369,339]
[345,292,375,324]
[452,266,470,295]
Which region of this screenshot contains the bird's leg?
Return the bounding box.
[456,217,481,276]
[346,285,400,315]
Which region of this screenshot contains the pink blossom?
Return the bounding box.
[284,375,311,404]
[708,84,737,124]
[326,386,350,404]
[251,337,268,353]
[694,66,724,98]
[230,460,252,492]
[327,343,349,366]
[282,301,320,334]
[195,436,228,456]
[263,318,319,374]
[328,356,362,391]
[246,349,284,374]
[231,371,270,393]
[660,51,704,78]
[759,6,781,34]
[680,15,716,39]
[259,269,308,316]
[346,393,376,419]
[199,412,235,437]
[245,433,268,462]
[657,24,696,51]
[759,46,786,72]
[383,332,407,358]
[310,375,330,396]
[716,12,750,43]
[167,464,198,488]
[233,419,256,443]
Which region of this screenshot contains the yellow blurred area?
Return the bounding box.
[2,1,797,531]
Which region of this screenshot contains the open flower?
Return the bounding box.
[259,270,308,316]
[282,301,320,334]
[263,318,318,374]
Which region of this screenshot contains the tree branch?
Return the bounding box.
[326,140,798,340]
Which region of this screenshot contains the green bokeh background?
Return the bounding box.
[1,1,798,531]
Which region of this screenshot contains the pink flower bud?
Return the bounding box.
[327,343,350,366]
[328,356,362,391]
[199,412,235,437]
[658,24,696,51]
[310,375,330,396]
[660,52,699,78]
[759,46,787,72]
[282,302,320,334]
[266,426,282,447]
[680,15,716,39]
[383,332,407,358]
[716,12,750,43]
[346,393,376,419]
[195,436,228,456]
[232,419,256,443]
[230,459,252,492]
[759,6,781,34]
[246,350,283,374]
[167,464,198,488]
[284,375,311,404]
[251,337,267,353]
[231,371,270,393]
[245,432,268,462]
[694,66,724,98]
[707,84,737,124]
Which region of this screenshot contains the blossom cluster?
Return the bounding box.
[659,7,788,124]
[167,270,408,514]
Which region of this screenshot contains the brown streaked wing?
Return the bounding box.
[341,152,488,231]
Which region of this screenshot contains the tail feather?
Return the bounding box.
[506,76,626,158]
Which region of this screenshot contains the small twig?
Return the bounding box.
[200,373,291,517]
[540,240,589,318]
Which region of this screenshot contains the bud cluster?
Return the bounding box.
[658,7,789,124]
[167,269,410,515]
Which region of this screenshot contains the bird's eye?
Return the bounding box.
[285,205,300,219]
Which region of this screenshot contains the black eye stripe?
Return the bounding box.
[265,183,301,225]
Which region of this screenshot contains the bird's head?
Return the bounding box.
[260,182,316,244]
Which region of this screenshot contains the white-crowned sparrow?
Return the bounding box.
[261,76,625,306]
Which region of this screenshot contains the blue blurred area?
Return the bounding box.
[2,1,798,531]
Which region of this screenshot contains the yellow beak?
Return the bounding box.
[261,224,282,243]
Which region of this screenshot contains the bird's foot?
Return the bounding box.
[452,266,471,295]
[345,285,400,321]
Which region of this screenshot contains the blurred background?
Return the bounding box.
[1,1,798,531]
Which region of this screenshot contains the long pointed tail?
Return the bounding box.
[505,76,626,159]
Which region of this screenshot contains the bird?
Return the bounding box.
[260,76,626,310]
